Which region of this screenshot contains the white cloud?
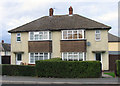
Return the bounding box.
[7,16,34,30]
[96,11,118,22]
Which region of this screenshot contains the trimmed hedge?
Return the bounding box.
[116,60,120,77]
[2,64,36,76]
[36,58,101,78]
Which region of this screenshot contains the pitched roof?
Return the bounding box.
[0,43,11,52]
[8,14,111,33]
[108,33,120,42]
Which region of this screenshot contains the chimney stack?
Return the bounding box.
[2,40,4,43]
[49,8,53,16]
[69,6,73,15]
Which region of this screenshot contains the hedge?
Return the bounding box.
[116,60,120,77]
[2,64,36,76]
[36,58,101,78]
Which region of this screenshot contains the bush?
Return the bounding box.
[2,64,36,76]
[36,58,101,78]
[116,60,120,77]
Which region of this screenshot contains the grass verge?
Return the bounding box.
[104,72,115,77]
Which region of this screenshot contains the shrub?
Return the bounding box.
[116,60,120,77]
[36,58,101,78]
[2,64,36,76]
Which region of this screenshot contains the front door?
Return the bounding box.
[95,53,102,64]
[16,53,22,65]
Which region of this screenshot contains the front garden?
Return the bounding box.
[2,58,102,78]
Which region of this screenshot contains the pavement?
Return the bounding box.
[1,75,120,85]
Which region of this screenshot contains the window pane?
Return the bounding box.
[79,53,83,61]
[96,34,100,40]
[44,35,48,39]
[35,53,39,61]
[68,31,72,34]
[63,31,67,39]
[17,54,22,61]
[39,35,43,39]
[30,32,34,40]
[39,31,43,34]
[96,30,100,33]
[39,53,43,60]
[78,30,82,39]
[49,32,51,39]
[63,52,67,59]
[44,53,48,60]
[17,33,20,36]
[73,31,77,39]
[68,34,72,39]
[17,37,21,41]
[35,35,39,40]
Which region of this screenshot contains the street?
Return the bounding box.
[1,84,120,86]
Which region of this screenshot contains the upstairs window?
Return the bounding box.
[16,33,21,42]
[95,30,101,41]
[62,30,84,40]
[29,31,51,41]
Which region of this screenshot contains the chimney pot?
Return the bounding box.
[2,40,4,43]
[49,8,53,16]
[69,6,73,15]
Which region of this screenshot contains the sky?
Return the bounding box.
[0,0,119,43]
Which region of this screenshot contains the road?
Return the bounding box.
[1,76,120,86]
[1,84,120,86]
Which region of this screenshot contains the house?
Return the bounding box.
[8,7,111,70]
[108,33,120,71]
[0,40,11,64]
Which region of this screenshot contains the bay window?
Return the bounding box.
[29,53,51,64]
[62,30,84,40]
[62,52,85,61]
[29,31,51,41]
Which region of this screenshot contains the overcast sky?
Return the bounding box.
[0,0,119,43]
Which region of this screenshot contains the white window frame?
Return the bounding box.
[29,52,50,64]
[29,31,52,41]
[61,30,85,40]
[16,33,21,42]
[62,52,85,61]
[95,30,101,41]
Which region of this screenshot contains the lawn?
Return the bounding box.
[104,72,115,77]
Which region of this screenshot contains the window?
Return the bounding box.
[29,31,51,41]
[62,52,85,61]
[16,33,21,42]
[62,30,84,40]
[29,53,51,64]
[95,30,101,41]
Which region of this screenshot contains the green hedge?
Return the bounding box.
[36,58,101,78]
[116,60,120,77]
[2,64,36,76]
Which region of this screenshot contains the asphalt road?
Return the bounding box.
[1,84,120,86]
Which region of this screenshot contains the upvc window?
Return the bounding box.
[29,53,51,64]
[62,30,84,40]
[62,52,85,61]
[16,33,21,42]
[29,31,51,41]
[95,30,101,41]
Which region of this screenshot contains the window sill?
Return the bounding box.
[28,40,52,42]
[61,39,86,41]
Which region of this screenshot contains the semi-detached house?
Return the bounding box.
[8,7,111,70]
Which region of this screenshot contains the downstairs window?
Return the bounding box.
[62,52,85,61]
[29,53,51,64]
